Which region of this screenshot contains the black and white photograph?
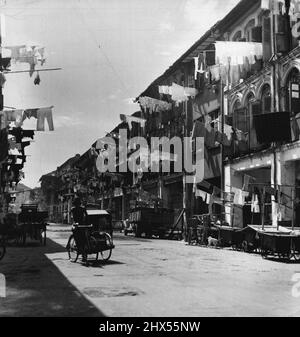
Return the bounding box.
[1,0,300,322]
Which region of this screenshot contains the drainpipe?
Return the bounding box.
[270,9,280,229]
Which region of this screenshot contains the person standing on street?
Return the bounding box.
[70,197,89,264]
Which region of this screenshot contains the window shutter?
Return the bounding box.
[251,26,262,42]
[264,95,271,113]
[263,17,272,62]
[234,107,248,133]
[275,15,290,53]
[291,82,300,114]
[251,101,262,116]
[276,34,289,53]
[205,50,215,66]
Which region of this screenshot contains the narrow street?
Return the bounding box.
[0,223,300,317]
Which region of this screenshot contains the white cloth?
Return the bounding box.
[4,45,46,76]
[184,87,198,98]
[251,194,260,213]
[139,96,172,113]
[158,86,171,95]
[215,41,263,67]
[193,56,205,80]
[170,83,188,103]
[224,124,233,140]
[195,189,207,201]
[233,188,249,206]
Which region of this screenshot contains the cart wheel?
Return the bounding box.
[100,233,113,261]
[242,240,248,252]
[67,235,79,263]
[291,241,300,261]
[0,237,6,261]
[261,250,268,259]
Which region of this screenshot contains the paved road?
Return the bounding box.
[1,223,300,317]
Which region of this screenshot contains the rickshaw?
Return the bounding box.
[66,209,115,263]
[18,204,48,246]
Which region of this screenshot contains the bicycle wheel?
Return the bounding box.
[67,235,79,262]
[0,237,6,261]
[100,233,113,261]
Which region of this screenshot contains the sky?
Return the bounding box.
[0,0,240,188]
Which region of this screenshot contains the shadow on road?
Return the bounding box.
[90,259,124,268]
[0,238,105,317]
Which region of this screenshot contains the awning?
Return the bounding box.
[86,209,109,216]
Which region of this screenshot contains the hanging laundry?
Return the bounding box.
[22,108,38,121]
[170,83,188,103]
[233,188,248,206]
[211,186,222,205]
[36,107,54,131]
[138,96,172,113]
[34,72,41,85]
[184,87,198,98]
[209,65,221,82]
[251,194,260,213]
[4,45,26,59]
[262,0,286,14]
[3,109,24,127]
[224,124,233,140]
[193,102,203,120]
[22,107,54,131]
[8,148,22,156]
[194,136,205,183]
[193,54,205,80]
[206,193,211,205]
[195,189,207,201]
[215,41,263,67]
[4,45,46,77]
[158,86,171,95]
[8,138,22,151]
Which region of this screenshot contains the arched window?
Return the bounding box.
[261,84,271,114]
[233,98,248,135]
[232,31,242,42]
[286,68,300,115]
[232,99,242,111]
[245,19,256,42]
